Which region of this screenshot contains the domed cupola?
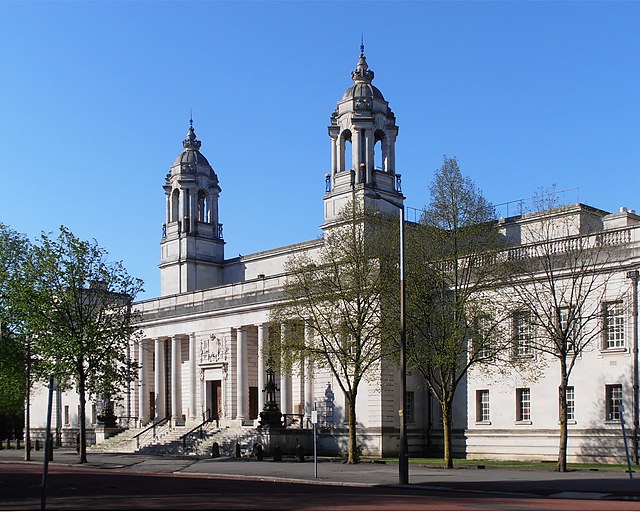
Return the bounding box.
[323,45,402,228]
[168,123,218,184]
[160,120,225,296]
[341,51,385,104]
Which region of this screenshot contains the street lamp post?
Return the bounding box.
[365,190,408,485]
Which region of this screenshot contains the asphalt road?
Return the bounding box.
[1,450,640,510]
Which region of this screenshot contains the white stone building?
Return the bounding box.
[28,50,640,463]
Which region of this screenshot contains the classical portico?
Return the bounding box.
[135,321,305,428]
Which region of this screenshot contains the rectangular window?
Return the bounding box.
[64,405,70,426]
[475,317,491,360]
[606,384,623,421]
[565,386,575,421]
[604,302,625,349]
[516,388,531,422]
[406,391,415,423]
[476,390,490,422]
[514,312,533,356]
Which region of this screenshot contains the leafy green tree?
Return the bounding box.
[272,203,392,463]
[403,157,510,468]
[25,227,143,463]
[0,223,30,416]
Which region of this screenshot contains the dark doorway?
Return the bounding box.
[208,380,223,420]
[149,391,155,421]
[249,386,258,419]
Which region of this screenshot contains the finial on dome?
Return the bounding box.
[351,40,374,84]
[183,118,201,151]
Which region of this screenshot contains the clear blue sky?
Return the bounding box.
[1,1,639,299]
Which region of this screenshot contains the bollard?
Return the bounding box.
[253,443,263,461]
[16,439,21,450]
[295,443,305,463]
[6,439,10,450]
[211,442,220,458]
[35,439,40,451]
[235,442,241,459]
[273,445,282,462]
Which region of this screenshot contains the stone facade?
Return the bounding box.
[27,49,640,463]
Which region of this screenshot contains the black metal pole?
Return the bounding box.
[41,375,54,510]
[399,205,409,485]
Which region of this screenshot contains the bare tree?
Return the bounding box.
[505,190,627,471]
[271,203,392,463]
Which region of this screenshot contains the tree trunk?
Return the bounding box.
[441,399,454,469]
[24,342,31,462]
[557,375,568,472]
[78,374,87,464]
[346,394,358,464]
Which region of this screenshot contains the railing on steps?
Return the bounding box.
[181,416,215,451]
[132,417,169,450]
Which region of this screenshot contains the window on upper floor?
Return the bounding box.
[604,301,625,349]
[514,312,534,356]
[474,317,492,360]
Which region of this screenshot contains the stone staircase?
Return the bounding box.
[88,422,185,454]
[89,420,264,457]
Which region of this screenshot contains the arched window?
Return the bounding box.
[340,130,352,171]
[374,130,386,172]
[171,189,180,223]
[198,190,207,223]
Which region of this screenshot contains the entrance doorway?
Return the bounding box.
[207,380,223,420]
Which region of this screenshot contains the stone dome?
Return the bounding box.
[169,124,217,179]
[172,148,211,169]
[341,82,385,102]
[341,51,385,102]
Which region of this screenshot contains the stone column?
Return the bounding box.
[165,193,171,225]
[365,129,374,183]
[189,333,197,422]
[337,136,345,172]
[138,340,148,426]
[236,327,248,420]
[280,324,291,415]
[190,189,198,231]
[352,129,360,180]
[304,325,314,418]
[171,335,182,426]
[389,133,396,173]
[154,338,166,420]
[330,135,337,174]
[257,324,268,414]
[179,189,188,224]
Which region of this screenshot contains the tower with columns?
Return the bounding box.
[160,121,224,296]
[324,44,404,228]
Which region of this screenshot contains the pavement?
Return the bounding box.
[1,448,640,503]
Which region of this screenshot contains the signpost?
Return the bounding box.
[311,403,318,478]
[619,403,634,480]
